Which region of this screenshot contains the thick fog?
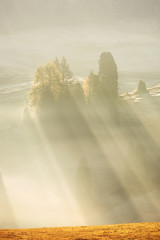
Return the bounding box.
[0,0,160,229]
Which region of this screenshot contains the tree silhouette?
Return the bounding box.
[28,61,63,111]
[71,81,85,105]
[98,52,118,100]
[54,56,72,82]
[83,71,99,104]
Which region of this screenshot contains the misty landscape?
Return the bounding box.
[0,0,160,231]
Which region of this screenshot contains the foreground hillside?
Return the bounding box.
[0,222,159,240]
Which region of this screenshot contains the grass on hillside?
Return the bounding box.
[0,222,160,240]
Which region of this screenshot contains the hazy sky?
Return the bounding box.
[1,0,160,32]
[0,0,160,79]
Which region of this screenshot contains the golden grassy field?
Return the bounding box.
[0,222,159,240]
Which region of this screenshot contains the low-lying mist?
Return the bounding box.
[1,80,160,228]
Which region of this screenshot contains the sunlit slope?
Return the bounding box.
[0,222,160,240]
